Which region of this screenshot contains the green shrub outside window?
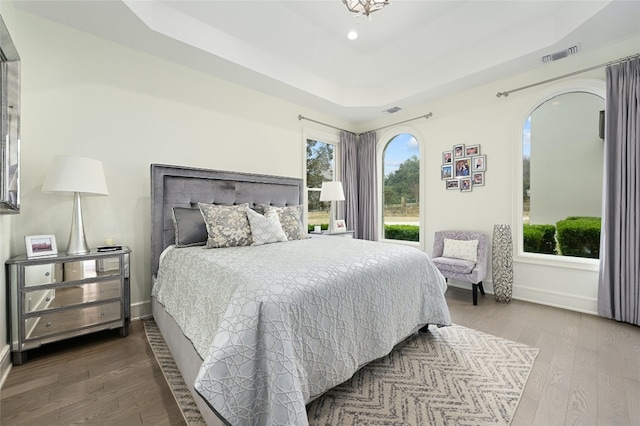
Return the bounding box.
[523,224,557,254]
[384,225,419,242]
[523,216,600,259]
[556,216,601,259]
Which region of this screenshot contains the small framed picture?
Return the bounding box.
[453,144,465,158]
[454,157,471,178]
[472,172,485,186]
[472,155,486,171]
[441,164,453,180]
[465,144,480,156]
[460,178,472,192]
[25,235,58,258]
[335,219,346,230]
[446,179,459,190]
[442,150,453,164]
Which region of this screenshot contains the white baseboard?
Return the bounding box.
[446,279,597,315]
[131,299,152,320]
[512,284,597,315]
[0,344,12,390]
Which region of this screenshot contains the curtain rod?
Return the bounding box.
[298,112,433,136]
[496,53,640,98]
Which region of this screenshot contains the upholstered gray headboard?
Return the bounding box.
[151,164,304,277]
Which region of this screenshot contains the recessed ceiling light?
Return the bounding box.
[347,31,358,40]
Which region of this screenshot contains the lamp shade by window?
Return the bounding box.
[319,181,345,202]
[319,181,345,233]
[42,156,109,195]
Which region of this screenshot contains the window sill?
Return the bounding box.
[378,238,420,248]
[514,252,599,272]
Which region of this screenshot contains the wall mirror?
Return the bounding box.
[0,15,20,214]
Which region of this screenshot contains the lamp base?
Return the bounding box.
[67,192,90,255]
[328,201,337,233]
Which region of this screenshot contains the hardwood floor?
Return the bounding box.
[2,287,639,425]
[0,322,186,426]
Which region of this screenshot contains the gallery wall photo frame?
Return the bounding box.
[25,234,58,258]
[441,143,487,192]
[472,172,485,186]
[472,155,487,172]
[465,144,480,156]
[460,178,472,192]
[454,157,471,178]
[441,164,453,180]
[446,179,459,190]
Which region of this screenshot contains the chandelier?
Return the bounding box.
[342,0,390,17]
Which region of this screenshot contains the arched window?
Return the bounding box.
[519,85,604,262]
[380,133,421,243]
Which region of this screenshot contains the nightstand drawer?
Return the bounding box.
[25,301,122,340]
[23,279,122,313]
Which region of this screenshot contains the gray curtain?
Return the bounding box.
[339,131,359,238]
[598,56,640,326]
[358,131,378,241]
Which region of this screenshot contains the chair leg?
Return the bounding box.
[478,281,485,295]
[472,283,478,305]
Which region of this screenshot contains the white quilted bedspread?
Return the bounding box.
[153,237,451,426]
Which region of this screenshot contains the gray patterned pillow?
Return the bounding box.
[198,203,252,248]
[246,207,288,246]
[262,204,308,241]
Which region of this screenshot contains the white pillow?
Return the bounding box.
[246,207,288,246]
[442,238,478,263]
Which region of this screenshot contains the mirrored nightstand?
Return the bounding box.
[6,248,131,365]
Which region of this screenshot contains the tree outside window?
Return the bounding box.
[306,139,334,229]
[382,134,420,242]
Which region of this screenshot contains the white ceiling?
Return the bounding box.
[15,0,640,123]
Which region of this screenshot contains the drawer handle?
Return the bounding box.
[100,289,105,293]
[46,322,52,328]
[45,272,50,277]
[45,296,51,302]
[101,312,105,316]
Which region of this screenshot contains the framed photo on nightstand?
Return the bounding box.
[25,235,58,258]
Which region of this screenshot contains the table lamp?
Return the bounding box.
[42,156,109,255]
[319,181,345,233]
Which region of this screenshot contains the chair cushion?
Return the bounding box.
[432,256,476,274]
[442,238,478,262]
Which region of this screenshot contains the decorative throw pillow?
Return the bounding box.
[442,238,478,263]
[172,207,208,247]
[262,204,308,241]
[198,203,252,248]
[246,207,288,246]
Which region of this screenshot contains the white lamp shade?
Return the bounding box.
[42,156,109,195]
[319,181,345,202]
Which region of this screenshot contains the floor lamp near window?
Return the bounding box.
[42,156,109,255]
[320,181,345,233]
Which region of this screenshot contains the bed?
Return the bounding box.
[150,164,451,426]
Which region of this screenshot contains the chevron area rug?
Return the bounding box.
[307,324,539,426]
[145,320,537,426]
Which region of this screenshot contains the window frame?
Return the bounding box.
[376,126,425,249]
[302,127,340,230]
[513,78,604,271]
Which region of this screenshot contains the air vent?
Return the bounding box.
[384,106,402,114]
[541,44,580,63]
